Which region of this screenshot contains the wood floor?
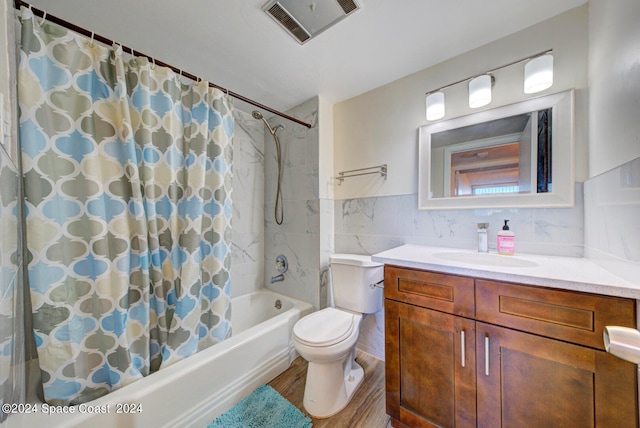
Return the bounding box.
[268,350,390,428]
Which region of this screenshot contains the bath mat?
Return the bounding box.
[208,385,312,428]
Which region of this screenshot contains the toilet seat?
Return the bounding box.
[293,308,356,347]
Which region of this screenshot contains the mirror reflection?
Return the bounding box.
[431,109,552,198]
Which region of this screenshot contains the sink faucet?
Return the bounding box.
[270,274,284,284]
[477,223,489,253]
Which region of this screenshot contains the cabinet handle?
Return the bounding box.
[461,330,466,368]
[484,335,490,376]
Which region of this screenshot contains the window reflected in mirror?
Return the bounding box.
[451,143,520,196]
[432,109,552,198]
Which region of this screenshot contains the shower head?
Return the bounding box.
[253,110,285,225]
[252,110,284,135]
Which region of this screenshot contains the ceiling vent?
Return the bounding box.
[264,0,360,45]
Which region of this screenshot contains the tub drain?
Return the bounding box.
[275,299,282,310]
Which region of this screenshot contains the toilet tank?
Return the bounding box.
[330,254,383,314]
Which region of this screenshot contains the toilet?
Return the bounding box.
[292,254,383,418]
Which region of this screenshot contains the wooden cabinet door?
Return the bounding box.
[386,300,476,428]
[476,322,639,428]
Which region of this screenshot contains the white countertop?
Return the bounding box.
[373,244,640,300]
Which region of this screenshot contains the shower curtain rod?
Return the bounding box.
[13,0,313,129]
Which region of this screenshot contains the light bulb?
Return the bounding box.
[524,54,553,94]
[469,75,492,108]
[426,92,445,121]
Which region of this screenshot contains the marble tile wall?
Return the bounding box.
[264,97,325,308]
[232,98,327,311]
[335,185,585,257]
[585,157,640,286]
[230,109,265,298]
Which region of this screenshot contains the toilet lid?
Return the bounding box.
[294,308,356,347]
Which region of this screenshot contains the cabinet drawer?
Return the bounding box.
[476,280,636,350]
[384,265,475,317]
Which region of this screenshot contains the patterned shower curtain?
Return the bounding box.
[0,146,23,422]
[17,8,233,405]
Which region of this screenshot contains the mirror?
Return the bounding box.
[418,90,574,209]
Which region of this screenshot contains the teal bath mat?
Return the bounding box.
[208,385,312,428]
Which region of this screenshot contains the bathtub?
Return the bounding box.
[15,289,312,428]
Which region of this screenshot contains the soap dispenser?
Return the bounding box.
[497,220,515,255]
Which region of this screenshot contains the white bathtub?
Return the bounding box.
[14,290,312,428]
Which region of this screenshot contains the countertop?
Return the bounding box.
[373,244,640,300]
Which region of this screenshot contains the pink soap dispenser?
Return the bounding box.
[497,219,515,255]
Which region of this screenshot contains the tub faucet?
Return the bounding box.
[270,274,285,284]
[271,255,288,284]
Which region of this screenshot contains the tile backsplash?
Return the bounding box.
[585,157,640,286]
[334,184,585,259]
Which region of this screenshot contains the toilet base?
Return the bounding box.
[302,354,364,418]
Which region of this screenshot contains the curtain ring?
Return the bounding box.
[151,56,155,68]
[21,4,33,21]
[112,43,123,60]
[89,32,95,47]
[38,11,47,26]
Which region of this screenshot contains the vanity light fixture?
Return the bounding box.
[468,75,493,108]
[524,54,554,94]
[424,49,553,121]
[425,91,445,121]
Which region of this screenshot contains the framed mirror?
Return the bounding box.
[418,90,574,209]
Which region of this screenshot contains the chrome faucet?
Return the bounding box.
[270,274,285,284]
[270,255,288,284]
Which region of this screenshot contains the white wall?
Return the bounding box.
[333,5,589,200]
[583,0,640,285]
[318,97,334,200]
[588,0,640,177]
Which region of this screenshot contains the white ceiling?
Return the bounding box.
[25,0,587,114]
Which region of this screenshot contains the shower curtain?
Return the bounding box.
[0,145,24,422]
[17,8,233,405]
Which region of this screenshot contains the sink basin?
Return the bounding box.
[432,251,538,268]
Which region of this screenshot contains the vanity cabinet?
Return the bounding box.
[384,265,638,428]
[385,300,477,428]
